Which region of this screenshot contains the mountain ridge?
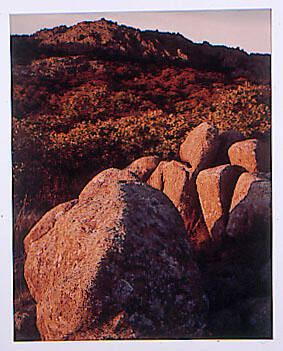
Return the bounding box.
[11,18,270,81]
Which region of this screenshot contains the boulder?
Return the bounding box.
[161,161,206,235]
[162,160,193,210]
[214,130,245,166]
[229,173,261,211]
[179,122,220,172]
[148,160,210,248]
[228,139,270,173]
[196,165,244,241]
[24,168,208,341]
[125,155,161,182]
[226,173,271,239]
[148,160,198,220]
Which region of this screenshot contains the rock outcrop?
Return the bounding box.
[24,168,208,341]
[12,19,270,81]
[22,122,272,340]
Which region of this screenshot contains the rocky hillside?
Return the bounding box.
[11,18,270,80]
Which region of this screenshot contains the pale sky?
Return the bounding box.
[10,9,271,54]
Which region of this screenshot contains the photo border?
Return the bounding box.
[1,1,282,350]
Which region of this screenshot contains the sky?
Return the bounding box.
[10,9,271,54]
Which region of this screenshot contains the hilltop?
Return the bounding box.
[11,18,270,81]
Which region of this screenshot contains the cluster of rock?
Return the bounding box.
[146,123,271,247]
[22,122,271,340]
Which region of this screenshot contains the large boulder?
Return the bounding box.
[179,122,220,172]
[228,139,270,173]
[161,161,194,211]
[24,168,208,341]
[226,172,271,239]
[125,155,161,182]
[148,160,198,221]
[229,173,261,211]
[196,165,244,241]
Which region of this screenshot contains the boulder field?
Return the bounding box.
[22,122,272,340]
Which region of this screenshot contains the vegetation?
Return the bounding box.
[12,58,271,237]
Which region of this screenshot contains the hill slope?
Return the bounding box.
[12,18,270,81]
